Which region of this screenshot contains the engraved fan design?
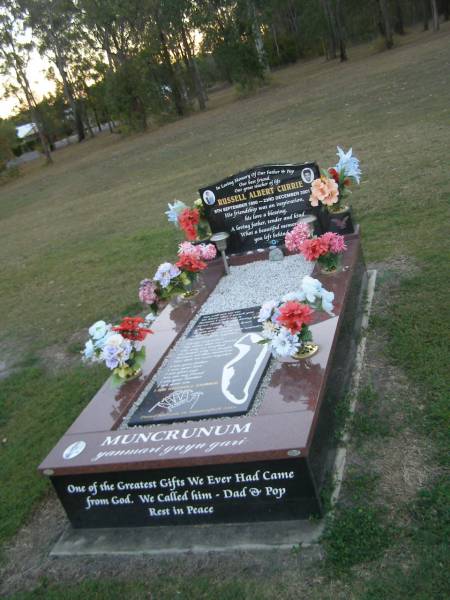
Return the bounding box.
[149,389,202,413]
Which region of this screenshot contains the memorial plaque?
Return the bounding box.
[51,459,320,528]
[128,307,270,426]
[199,163,320,253]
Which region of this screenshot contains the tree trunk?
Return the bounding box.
[378,0,394,49]
[19,74,52,162]
[287,0,301,56]
[31,106,53,164]
[320,0,338,59]
[158,23,185,116]
[394,0,405,34]
[246,0,270,74]
[5,36,52,162]
[181,24,206,111]
[92,106,102,131]
[55,55,85,142]
[271,24,281,60]
[430,0,440,30]
[335,0,348,62]
[443,0,450,21]
[423,0,429,29]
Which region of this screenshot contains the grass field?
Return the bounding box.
[1,24,449,599]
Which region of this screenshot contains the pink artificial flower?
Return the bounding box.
[321,232,347,254]
[301,237,329,261]
[198,243,217,261]
[178,242,201,259]
[310,176,339,207]
[285,223,311,252]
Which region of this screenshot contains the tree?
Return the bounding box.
[393,0,405,35]
[246,0,270,73]
[377,0,394,49]
[21,0,87,141]
[0,0,53,162]
[0,119,18,172]
[319,0,347,62]
[430,0,440,29]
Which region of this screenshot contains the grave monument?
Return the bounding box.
[40,162,366,529]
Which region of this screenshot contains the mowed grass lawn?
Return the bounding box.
[0,25,449,599]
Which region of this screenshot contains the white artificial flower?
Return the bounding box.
[320,289,335,315]
[271,329,300,358]
[301,276,323,304]
[103,333,124,348]
[262,321,278,340]
[145,312,157,323]
[258,300,277,323]
[281,290,306,303]
[88,320,110,340]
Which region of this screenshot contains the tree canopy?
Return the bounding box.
[0,0,447,147]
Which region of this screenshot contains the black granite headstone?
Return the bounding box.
[128,307,270,426]
[199,163,320,253]
[51,459,321,528]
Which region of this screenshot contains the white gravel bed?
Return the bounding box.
[122,253,314,428]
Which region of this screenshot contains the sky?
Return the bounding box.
[0,51,55,120]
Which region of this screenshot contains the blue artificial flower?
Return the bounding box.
[165,200,187,225]
[335,146,362,184]
[83,339,95,360]
[88,320,110,340]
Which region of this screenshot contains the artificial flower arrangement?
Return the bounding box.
[140,242,217,310]
[310,146,361,213]
[285,223,346,273]
[82,316,153,384]
[258,276,334,359]
[166,199,211,241]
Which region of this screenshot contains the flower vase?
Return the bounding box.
[180,285,199,299]
[178,274,202,300]
[293,343,319,360]
[122,367,142,381]
[321,205,354,235]
[112,365,142,386]
[196,218,212,242]
[318,253,341,275]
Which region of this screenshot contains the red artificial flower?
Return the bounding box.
[113,316,153,341]
[179,208,200,241]
[176,253,207,273]
[276,301,313,335]
[301,237,329,261]
[328,167,340,184]
[343,177,351,187]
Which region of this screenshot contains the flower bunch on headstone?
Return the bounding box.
[309,146,361,212]
[285,223,346,273]
[165,198,211,241]
[82,316,153,383]
[257,276,335,359]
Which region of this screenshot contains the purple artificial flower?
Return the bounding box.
[139,279,158,304]
[154,262,181,288]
